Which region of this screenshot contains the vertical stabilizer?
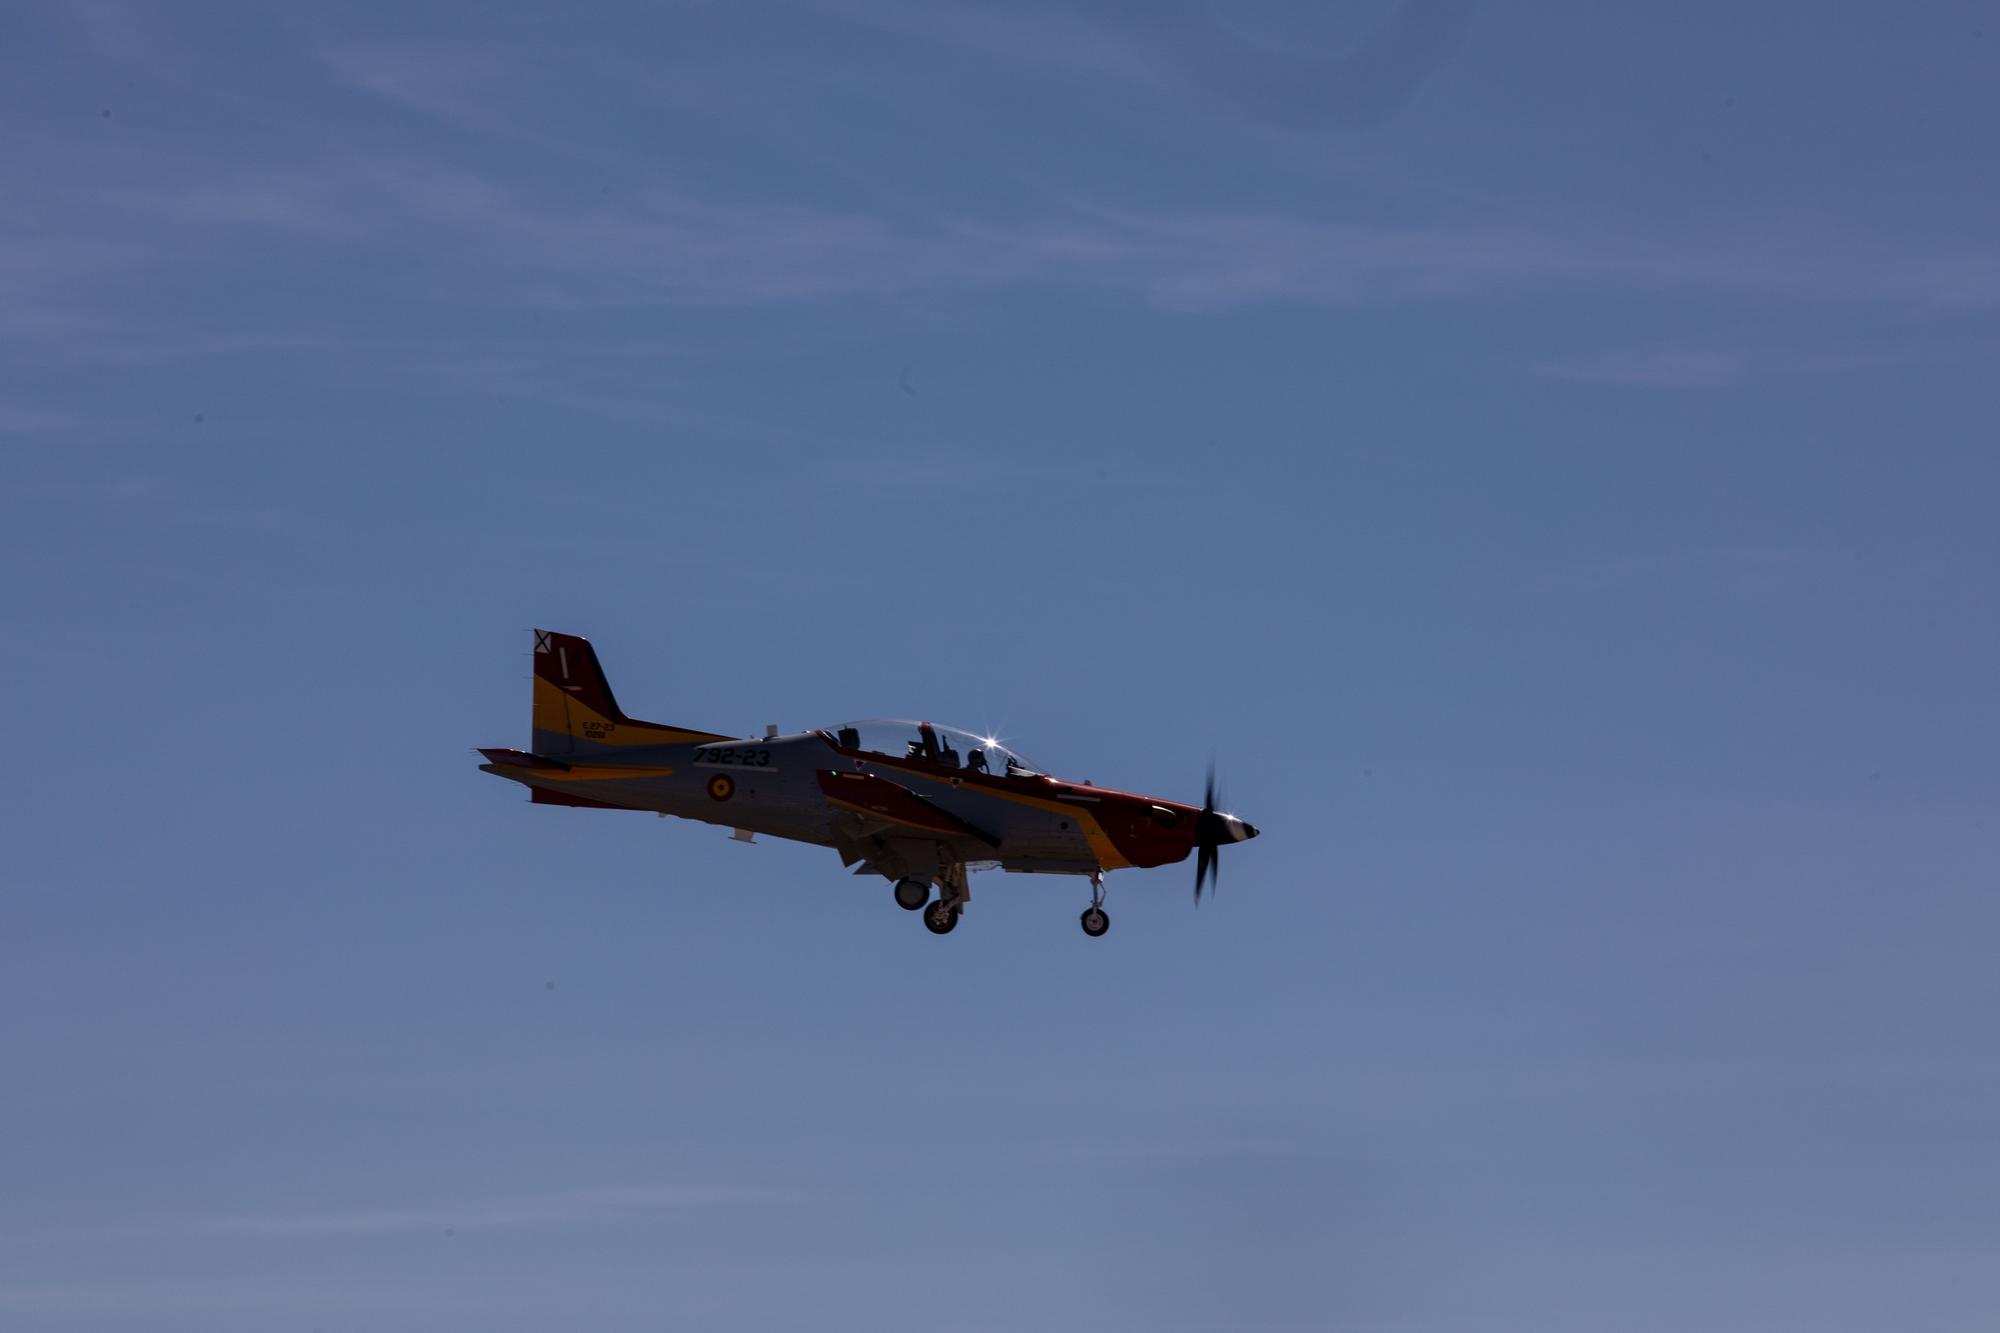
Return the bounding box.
[529,629,726,757]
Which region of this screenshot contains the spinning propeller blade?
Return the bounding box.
[1195,762,1221,904]
[1192,761,1257,905]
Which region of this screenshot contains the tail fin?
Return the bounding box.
[531,629,727,756]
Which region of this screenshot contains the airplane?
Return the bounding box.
[477,630,1260,937]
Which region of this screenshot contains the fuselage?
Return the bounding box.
[480,727,1209,875]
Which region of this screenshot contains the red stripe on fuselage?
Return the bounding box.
[824,741,1199,869]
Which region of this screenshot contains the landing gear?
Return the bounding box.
[884,862,965,936]
[1079,872,1110,938]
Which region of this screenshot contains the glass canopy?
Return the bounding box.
[822,719,1043,777]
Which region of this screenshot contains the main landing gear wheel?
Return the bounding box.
[923,900,959,935]
[893,878,930,911]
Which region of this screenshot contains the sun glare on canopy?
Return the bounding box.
[820,719,1044,777]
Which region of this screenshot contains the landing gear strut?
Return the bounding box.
[882,860,967,937]
[1079,872,1110,938]
[918,863,970,936]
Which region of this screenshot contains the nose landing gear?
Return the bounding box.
[1079,872,1110,938]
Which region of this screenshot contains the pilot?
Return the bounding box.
[837,726,860,750]
[966,747,988,774]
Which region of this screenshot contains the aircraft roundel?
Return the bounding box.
[707,774,735,802]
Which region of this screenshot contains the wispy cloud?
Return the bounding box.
[0,467,296,533]
[809,0,1163,84]
[64,0,150,63]
[1540,547,1821,600]
[1101,0,1478,129]
[79,1182,782,1240]
[6,11,1996,384]
[820,0,1477,130]
[0,404,139,443]
[15,151,1999,332]
[320,43,513,124]
[819,452,1169,498]
[312,38,645,170]
[1533,337,2000,388]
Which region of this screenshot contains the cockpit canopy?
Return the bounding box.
[821,719,1044,778]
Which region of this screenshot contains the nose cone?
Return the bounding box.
[1222,814,1259,843]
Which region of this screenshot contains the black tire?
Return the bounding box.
[923,901,958,935]
[1080,906,1110,938]
[893,878,930,911]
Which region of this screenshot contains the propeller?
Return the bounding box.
[1192,763,1260,904]
[1194,763,1225,904]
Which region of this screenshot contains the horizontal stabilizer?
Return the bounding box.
[478,747,571,772]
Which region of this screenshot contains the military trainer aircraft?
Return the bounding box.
[478,630,1261,937]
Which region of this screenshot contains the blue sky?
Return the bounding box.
[4,2,1998,1329]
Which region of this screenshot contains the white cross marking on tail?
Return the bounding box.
[534,630,552,653]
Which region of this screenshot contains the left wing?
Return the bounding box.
[816,770,998,847]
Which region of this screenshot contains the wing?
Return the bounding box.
[817,770,998,848]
